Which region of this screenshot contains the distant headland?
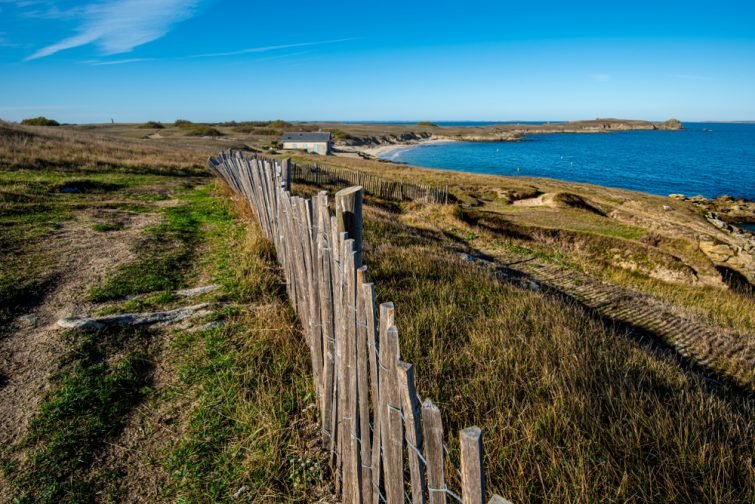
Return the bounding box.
[328,118,683,157]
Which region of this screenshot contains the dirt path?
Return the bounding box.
[0,208,160,484]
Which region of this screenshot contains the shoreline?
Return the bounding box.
[335,138,457,160]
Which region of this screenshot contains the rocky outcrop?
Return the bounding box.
[517,118,683,134]
[434,132,524,142]
[657,118,683,130]
[338,132,432,146]
[677,194,755,224]
[699,212,755,286]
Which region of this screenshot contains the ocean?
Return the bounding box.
[382,122,755,200]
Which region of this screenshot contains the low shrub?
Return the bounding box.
[21,117,60,127]
[330,129,352,140]
[184,125,224,137]
[138,121,164,129]
[267,120,292,129]
[252,128,282,136]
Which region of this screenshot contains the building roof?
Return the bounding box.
[281,131,331,142]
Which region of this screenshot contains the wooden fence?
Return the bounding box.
[209,150,508,504]
[252,154,448,204]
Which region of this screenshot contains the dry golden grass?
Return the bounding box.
[361,202,754,503]
[0,121,208,174]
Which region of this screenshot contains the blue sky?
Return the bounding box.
[1,0,754,123]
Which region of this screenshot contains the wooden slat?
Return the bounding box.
[460,426,485,504]
[344,240,362,503]
[397,361,426,504]
[356,266,373,501]
[317,205,336,448]
[422,399,446,504]
[335,185,364,267]
[380,319,403,504]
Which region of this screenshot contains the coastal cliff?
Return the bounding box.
[339,131,433,147]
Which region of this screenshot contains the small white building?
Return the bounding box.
[281,131,331,155]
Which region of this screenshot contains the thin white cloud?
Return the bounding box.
[83,57,152,65]
[591,73,611,82]
[75,38,354,66]
[26,0,199,61]
[185,38,356,58]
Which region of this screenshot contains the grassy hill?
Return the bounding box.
[0,121,752,502]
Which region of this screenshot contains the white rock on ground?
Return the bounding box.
[57,303,214,330]
[175,284,220,297]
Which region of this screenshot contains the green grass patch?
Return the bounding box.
[128,192,171,202]
[2,326,154,503]
[88,184,228,301]
[163,208,316,502]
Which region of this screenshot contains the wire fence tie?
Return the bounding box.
[429,486,463,503]
[404,438,427,466]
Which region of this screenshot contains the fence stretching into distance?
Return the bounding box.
[208,150,510,504]
[287,157,449,204]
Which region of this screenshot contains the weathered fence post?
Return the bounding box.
[397,361,427,504]
[281,158,291,191]
[460,426,485,504]
[422,399,446,504]
[381,322,404,503]
[356,266,373,501]
[335,186,364,267]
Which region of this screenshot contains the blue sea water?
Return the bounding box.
[336,121,551,127]
[383,122,755,200]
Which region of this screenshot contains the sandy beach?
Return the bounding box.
[335,138,454,160]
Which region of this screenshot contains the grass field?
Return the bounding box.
[1,121,753,502]
[359,201,753,502]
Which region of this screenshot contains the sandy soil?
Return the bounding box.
[512,193,557,207]
[0,207,160,497]
[335,138,454,160]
